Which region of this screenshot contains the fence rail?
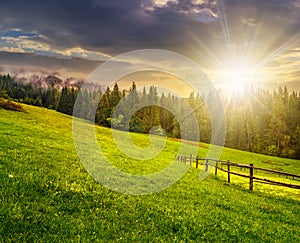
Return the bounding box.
[175,155,300,191]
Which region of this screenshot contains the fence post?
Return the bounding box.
[215,160,218,175]
[190,154,193,166]
[249,163,254,191]
[184,156,187,164]
[205,159,209,172]
[196,156,199,169]
[227,160,230,183]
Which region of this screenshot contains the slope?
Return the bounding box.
[0,104,299,242]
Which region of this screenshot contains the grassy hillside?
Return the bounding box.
[0,104,299,242]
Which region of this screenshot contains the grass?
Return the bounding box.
[219,147,300,174]
[0,104,299,242]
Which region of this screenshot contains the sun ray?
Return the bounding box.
[200,45,225,69]
[254,33,300,69]
[216,0,233,56]
[192,1,299,97]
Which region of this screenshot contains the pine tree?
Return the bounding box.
[96,87,111,126]
[110,83,121,107]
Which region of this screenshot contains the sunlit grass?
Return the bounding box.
[0,104,299,242]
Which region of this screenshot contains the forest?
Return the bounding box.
[1,73,300,159]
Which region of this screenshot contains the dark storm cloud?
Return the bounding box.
[0,0,299,79]
[0,0,294,52]
[0,1,223,52]
[0,0,158,52]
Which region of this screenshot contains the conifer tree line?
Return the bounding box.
[1,74,300,159]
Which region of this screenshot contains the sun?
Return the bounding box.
[217,62,258,95]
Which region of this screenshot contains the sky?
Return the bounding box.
[0,0,299,94]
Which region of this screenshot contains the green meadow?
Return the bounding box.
[0,104,299,242]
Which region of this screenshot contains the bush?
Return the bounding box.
[0,98,26,112]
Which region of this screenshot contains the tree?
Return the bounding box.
[110,83,121,107]
[96,87,111,126]
[264,89,287,156]
[57,87,77,115]
[291,125,300,159]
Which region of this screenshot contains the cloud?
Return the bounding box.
[0,51,103,79]
[0,0,298,89]
[151,0,178,8]
[284,70,300,78]
[0,0,220,54]
[189,8,218,23]
[292,0,300,8]
[0,29,39,38]
[0,31,111,61]
[0,0,298,56]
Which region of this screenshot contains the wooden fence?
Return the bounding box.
[175,155,300,191]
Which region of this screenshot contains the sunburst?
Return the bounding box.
[217,61,258,94]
